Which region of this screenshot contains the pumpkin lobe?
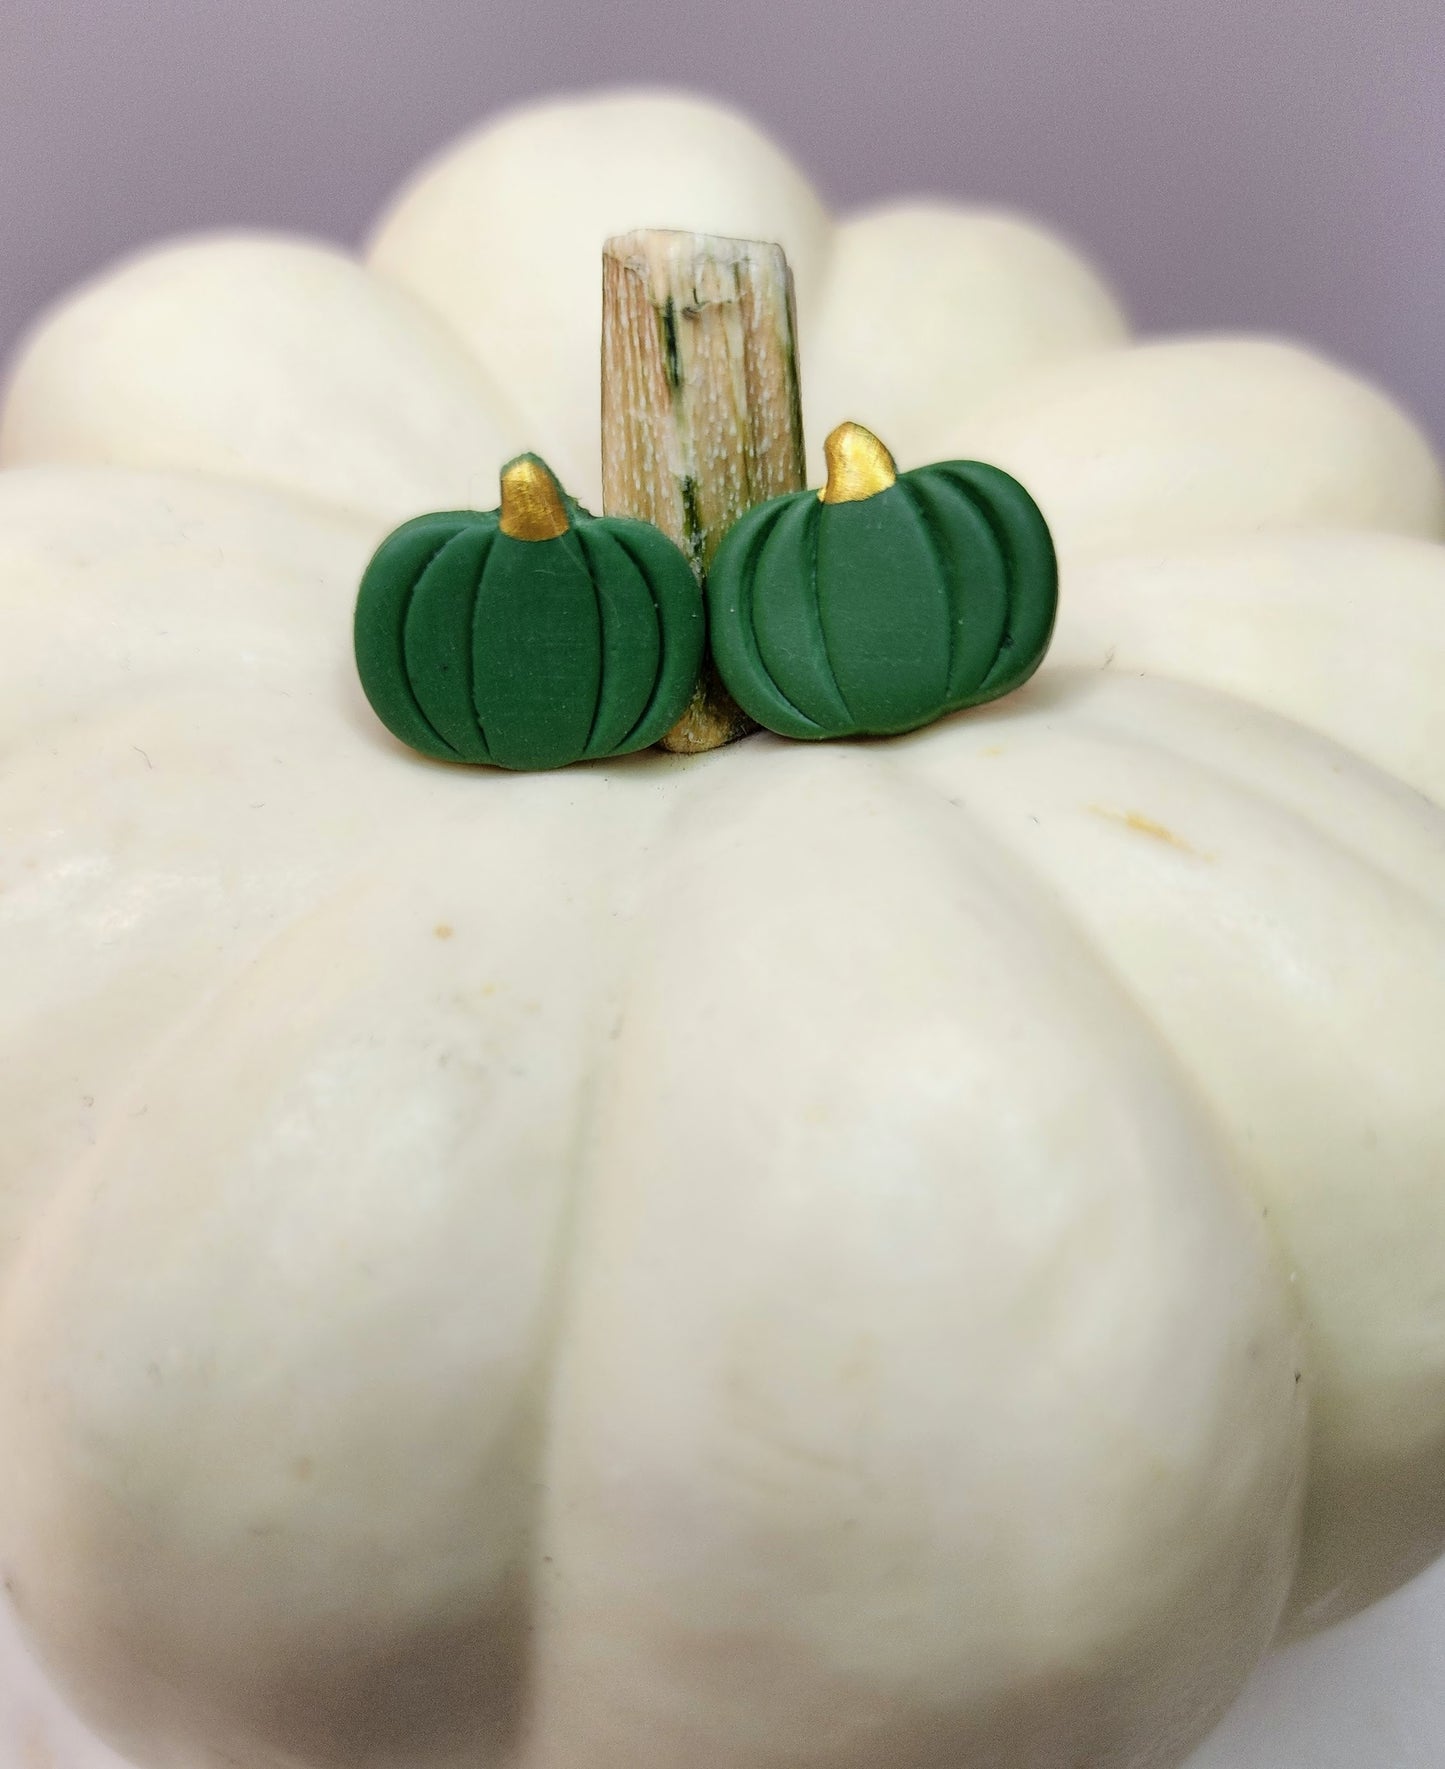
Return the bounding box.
[403,523,496,762]
[471,530,602,771]
[814,485,951,732]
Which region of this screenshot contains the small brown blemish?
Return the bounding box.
[1090,805,1212,859]
[981,745,1005,758]
[434,924,454,941]
[292,1457,315,1481]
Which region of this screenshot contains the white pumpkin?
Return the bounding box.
[1,88,1443,1769]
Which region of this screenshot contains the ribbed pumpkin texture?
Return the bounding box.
[354,456,704,771]
[707,425,1058,740]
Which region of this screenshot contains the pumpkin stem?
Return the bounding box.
[820,422,897,504]
[602,228,807,753]
[498,455,571,541]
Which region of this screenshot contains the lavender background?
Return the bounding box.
[3,0,1443,440]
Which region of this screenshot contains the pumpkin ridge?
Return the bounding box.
[899,470,1012,710]
[461,527,501,765]
[395,535,466,761]
[722,500,829,737]
[404,523,498,762]
[966,476,1029,700]
[573,524,615,762]
[571,519,672,762]
[922,467,1019,707]
[754,492,855,731]
[934,461,1057,702]
[598,524,677,756]
[356,515,472,761]
[799,494,860,730]
[403,516,488,764]
[895,474,980,714]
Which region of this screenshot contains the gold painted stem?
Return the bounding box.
[820,422,897,504]
[601,228,807,753]
[498,454,570,540]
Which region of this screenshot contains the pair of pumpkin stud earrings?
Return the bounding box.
[353,421,1058,771]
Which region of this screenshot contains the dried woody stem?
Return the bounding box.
[601,228,807,753]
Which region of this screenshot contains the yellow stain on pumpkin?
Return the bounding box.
[434,923,455,940]
[1090,804,1212,859]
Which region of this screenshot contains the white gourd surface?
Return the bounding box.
[0,88,1442,1769]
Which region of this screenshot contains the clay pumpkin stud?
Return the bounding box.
[354,455,704,770]
[705,421,1058,740]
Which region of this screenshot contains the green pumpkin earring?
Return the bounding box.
[705,421,1057,740]
[354,455,705,771]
